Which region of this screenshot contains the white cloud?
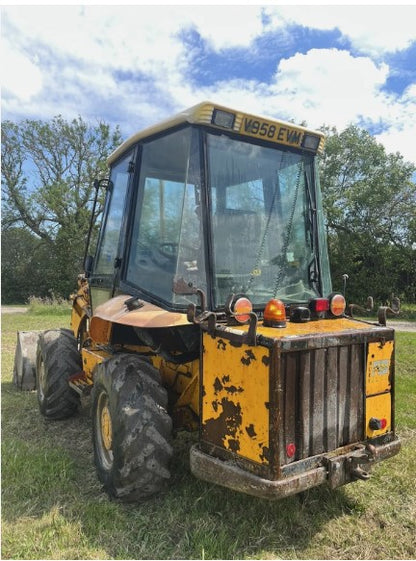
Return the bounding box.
[264,5,416,56]
[177,47,416,163]
[1,5,415,164]
[1,38,43,101]
[268,48,391,129]
[375,84,416,163]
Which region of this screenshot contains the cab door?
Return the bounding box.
[89,148,136,312]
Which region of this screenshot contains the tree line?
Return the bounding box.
[2,115,415,305]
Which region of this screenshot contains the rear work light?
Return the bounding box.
[212,109,235,129]
[301,133,321,151]
[263,299,286,328]
[329,293,346,317]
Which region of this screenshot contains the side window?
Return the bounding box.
[94,153,132,275]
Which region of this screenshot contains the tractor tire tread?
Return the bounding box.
[92,353,173,502]
[37,329,81,419]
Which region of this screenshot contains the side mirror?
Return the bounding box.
[84,255,94,278]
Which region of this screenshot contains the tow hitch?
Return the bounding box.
[325,444,377,488]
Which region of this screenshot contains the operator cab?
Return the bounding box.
[89,102,331,317]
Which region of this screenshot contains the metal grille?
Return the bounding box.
[278,344,365,465]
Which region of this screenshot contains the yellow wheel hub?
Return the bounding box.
[100,403,113,451]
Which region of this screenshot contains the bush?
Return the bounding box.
[27,295,72,316]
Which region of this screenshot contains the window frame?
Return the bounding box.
[120,125,207,310]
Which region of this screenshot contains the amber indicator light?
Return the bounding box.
[233,297,252,324]
[329,293,346,317]
[263,299,286,327]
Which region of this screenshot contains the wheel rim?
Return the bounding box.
[96,391,113,470]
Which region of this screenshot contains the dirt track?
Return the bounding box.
[387,321,416,332]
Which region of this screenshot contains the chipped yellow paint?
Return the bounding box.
[202,333,270,464]
[366,341,393,396]
[366,392,391,438]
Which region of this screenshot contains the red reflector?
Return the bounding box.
[380,418,387,429]
[286,443,296,458]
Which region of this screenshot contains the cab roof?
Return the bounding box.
[108,101,325,165]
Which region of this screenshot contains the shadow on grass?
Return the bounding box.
[2,381,362,560]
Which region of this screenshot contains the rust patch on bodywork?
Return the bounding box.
[246,424,257,438]
[203,397,242,444]
[213,377,223,394]
[262,355,270,366]
[202,333,270,464]
[241,349,256,366]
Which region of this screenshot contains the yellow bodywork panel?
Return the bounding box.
[69,276,90,338]
[154,357,200,416]
[90,316,113,345]
[202,333,270,465]
[366,340,393,396]
[81,348,111,377]
[366,392,392,438]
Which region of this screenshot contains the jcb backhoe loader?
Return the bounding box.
[14,102,400,501]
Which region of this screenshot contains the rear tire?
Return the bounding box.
[92,354,173,502]
[36,329,81,419]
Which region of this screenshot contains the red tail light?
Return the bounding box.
[309,298,329,314]
[369,417,387,430]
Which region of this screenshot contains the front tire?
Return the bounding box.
[92,354,173,502]
[36,329,81,419]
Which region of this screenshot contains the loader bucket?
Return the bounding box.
[13,331,41,390]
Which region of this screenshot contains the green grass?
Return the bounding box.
[2,310,416,560]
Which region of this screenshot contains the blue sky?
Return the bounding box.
[2,3,416,164]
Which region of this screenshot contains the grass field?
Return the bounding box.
[1,309,416,560]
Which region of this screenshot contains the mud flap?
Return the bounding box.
[13,331,41,390]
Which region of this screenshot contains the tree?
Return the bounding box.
[1,116,122,300]
[319,125,416,303]
[1,227,51,303]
